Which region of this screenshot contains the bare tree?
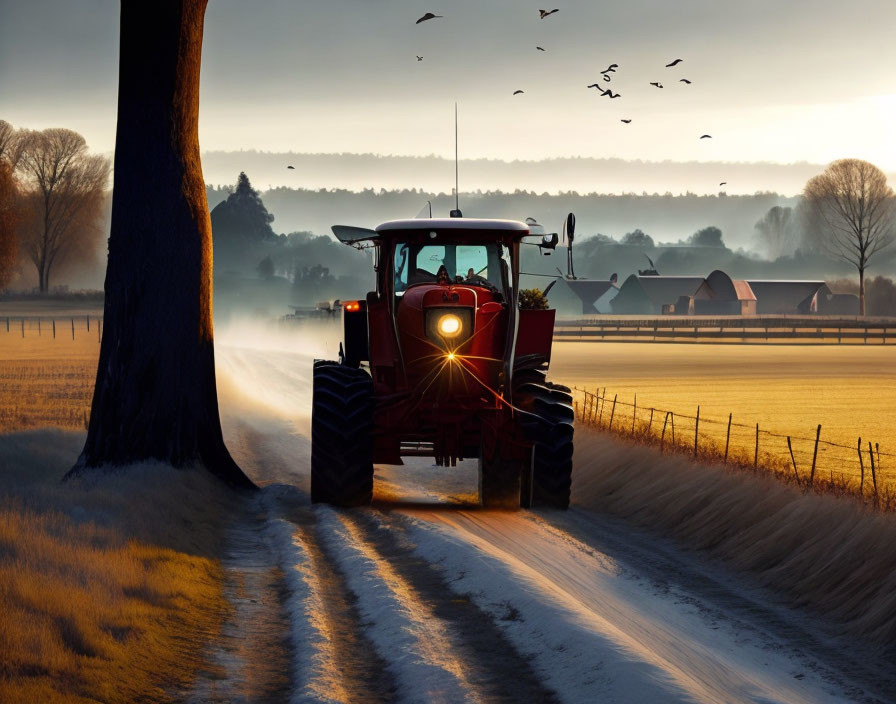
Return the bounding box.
[0,162,19,289]
[16,128,109,292]
[754,205,797,260]
[804,159,895,315]
[71,0,252,487]
[0,120,25,169]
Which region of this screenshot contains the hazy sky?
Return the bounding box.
[3,0,896,172]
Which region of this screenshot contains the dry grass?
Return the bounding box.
[552,341,896,483]
[0,430,238,703]
[572,427,896,649]
[0,332,99,432]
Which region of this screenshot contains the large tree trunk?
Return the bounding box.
[71,0,252,487]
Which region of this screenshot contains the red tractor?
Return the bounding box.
[311,217,574,509]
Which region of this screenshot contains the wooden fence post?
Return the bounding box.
[632,394,637,435]
[787,437,800,485]
[724,413,732,463]
[38,318,41,336]
[648,408,654,436]
[693,405,700,458]
[21,318,24,337]
[52,319,56,339]
[754,423,759,469]
[608,394,617,431]
[809,424,821,486]
[670,412,675,445]
[5,317,8,333]
[71,318,75,340]
[869,441,878,506]
[87,315,90,332]
[593,387,600,423]
[858,437,865,495]
[661,412,670,450]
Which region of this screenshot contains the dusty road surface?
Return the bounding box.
[195,323,895,703]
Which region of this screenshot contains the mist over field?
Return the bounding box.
[202,151,862,199]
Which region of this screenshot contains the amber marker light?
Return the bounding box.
[344,301,361,312]
[438,313,462,337]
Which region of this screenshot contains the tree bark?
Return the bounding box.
[71,0,252,488]
[859,267,866,316]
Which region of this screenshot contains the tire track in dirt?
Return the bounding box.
[271,492,400,704]
[188,497,294,704]
[321,508,560,704]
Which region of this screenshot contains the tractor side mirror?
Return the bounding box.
[564,212,576,244]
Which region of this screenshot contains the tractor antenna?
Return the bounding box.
[450,102,462,218]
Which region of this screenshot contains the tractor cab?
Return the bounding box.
[313,218,574,510]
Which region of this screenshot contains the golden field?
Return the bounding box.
[0,325,234,702]
[551,341,896,483]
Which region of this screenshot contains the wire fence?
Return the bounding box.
[573,386,896,511]
[0,316,103,341]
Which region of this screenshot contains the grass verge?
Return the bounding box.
[572,426,896,649]
[0,430,237,703]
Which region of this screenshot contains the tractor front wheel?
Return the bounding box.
[311,360,374,506]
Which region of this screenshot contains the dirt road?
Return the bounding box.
[196,328,894,703]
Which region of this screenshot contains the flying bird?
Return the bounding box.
[539,9,559,18]
[700,134,712,139]
[679,78,692,84]
[536,46,546,51]
[287,165,295,169]
[621,119,632,124]
[513,89,525,95]
[665,58,683,67]
[719,182,727,186]
[586,83,601,89]
[606,90,621,99]
[600,63,618,74]
[602,74,611,82]
[416,12,443,24]
[649,82,663,88]
[416,55,424,61]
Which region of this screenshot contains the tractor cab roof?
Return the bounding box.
[332,218,531,248]
[375,218,529,234]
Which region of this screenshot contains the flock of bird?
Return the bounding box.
[413,9,716,145]
[288,9,728,189]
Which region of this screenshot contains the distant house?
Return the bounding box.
[693,270,757,316]
[745,280,826,314]
[556,279,619,314]
[610,275,705,315]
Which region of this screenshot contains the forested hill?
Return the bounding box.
[205,186,797,252]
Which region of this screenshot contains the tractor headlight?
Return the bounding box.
[438,313,462,338]
[424,307,473,348]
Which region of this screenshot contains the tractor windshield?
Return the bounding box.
[393,241,511,298]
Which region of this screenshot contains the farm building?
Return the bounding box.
[610,275,705,315]
[814,285,860,315]
[692,270,757,315]
[552,278,619,314]
[745,280,826,314]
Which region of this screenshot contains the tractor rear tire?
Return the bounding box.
[311,360,374,507]
[479,456,522,510]
[514,371,574,509]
